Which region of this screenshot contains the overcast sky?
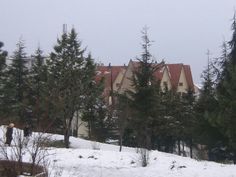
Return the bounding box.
[1,0,236,83]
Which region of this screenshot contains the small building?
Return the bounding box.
[75,60,198,138]
[96,60,197,105]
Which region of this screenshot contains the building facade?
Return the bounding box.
[75,60,197,138]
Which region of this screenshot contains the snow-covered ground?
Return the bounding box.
[0,125,236,177]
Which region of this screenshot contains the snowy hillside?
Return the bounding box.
[0,126,236,177]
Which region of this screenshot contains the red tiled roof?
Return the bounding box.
[129,62,194,91]
[183,65,194,91]
[96,65,127,96]
[96,62,194,96]
[166,64,183,90]
[166,63,194,91]
[131,60,164,81]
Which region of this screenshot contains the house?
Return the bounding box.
[75,60,197,138]
[95,64,127,105]
[96,60,196,105]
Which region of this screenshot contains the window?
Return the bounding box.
[163,81,167,86]
[179,82,183,86]
[108,96,112,105]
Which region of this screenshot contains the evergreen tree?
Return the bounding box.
[0,41,8,120]
[213,41,229,84]
[181,89,196,158]
[115,92,131,151]
[81,54,109,142]
[47,28,86,148]
[128,27,163,152]
[4,39,29,123]
[194,53,226,160]
[157,84,195,157]
[28,47,48,129]
[0,41,8,73]
[160,90,183,154]
[216,15,236,163]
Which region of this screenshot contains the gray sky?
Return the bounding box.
[1,0,236,83]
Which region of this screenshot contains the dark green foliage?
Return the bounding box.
[47,28,86,148]
[0,41,8,119]
[156,89,195,155]
[114,92,132,151]
[158,90,182,153]
[0,41,8,72]
[3,40,29,123]
[192,15,236,162]
[193,49,230,161]
[215,15,236,162]
[195,59,223,144]
[27,47,49,129]
[127,27,163,150]
[81,54,108,142]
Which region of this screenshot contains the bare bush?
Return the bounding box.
[0,127,50,176]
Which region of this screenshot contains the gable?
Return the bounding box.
[160,66,172,90]
[96,61,195,98]
[167,64,182,90]
[177,66,189,93]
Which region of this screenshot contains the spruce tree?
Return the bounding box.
[28,47,48,129]
[161,90,182,154]
[47,28,85,148]
[81,54,108,142]
[128,27,163,152]
[0,41,7,73]
[181,89,196,157]
[5,40,29,123]
[216,15,236,163]
[0,41,8,120]
[194,53,226,160]
[115,92,131,151]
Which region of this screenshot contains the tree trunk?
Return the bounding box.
[182,141,185,156]
[177,139,181,155]
[64,128,70,148]
[88,119,92,140]
[119,133,123,152]
[64,118,72,148]
[190,138,193,158]
[233,151,236,164]
[75,111,79,137]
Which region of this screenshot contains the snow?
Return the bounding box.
[0,125,236,177]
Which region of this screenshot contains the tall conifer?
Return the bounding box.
[0,41,8,119]
[28,47,48,129]
[5,40,29,123]
[216,15,236,162]
[128,27,163,152]
[47,28,85,148]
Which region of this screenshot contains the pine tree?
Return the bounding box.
[47,28,86,148]
[4,39,29,123]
